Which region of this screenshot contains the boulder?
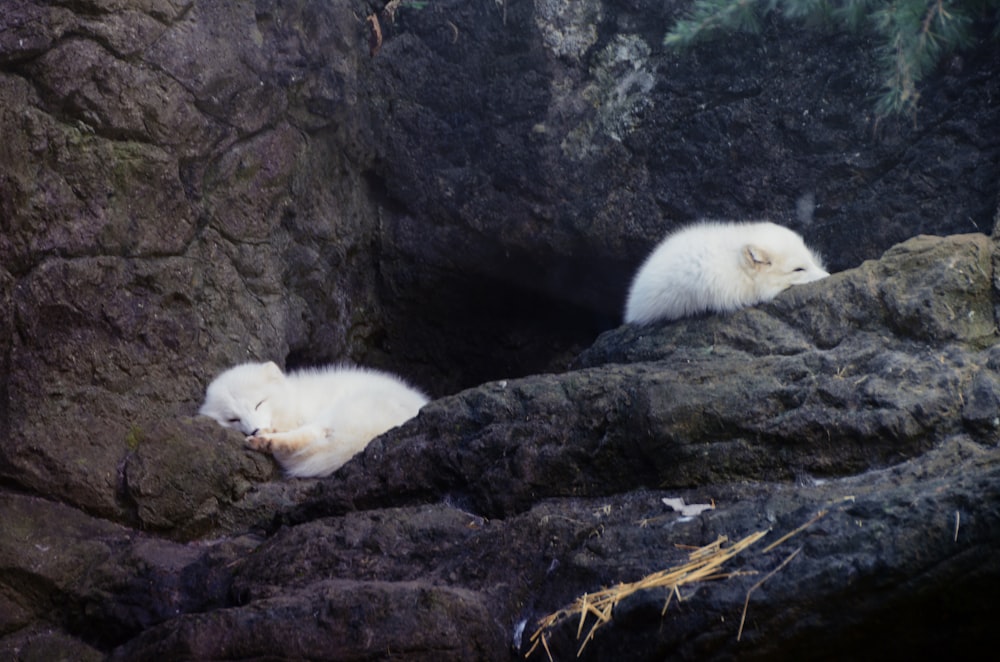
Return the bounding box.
[1,0,999,659]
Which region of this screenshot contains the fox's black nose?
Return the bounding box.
[249,428,260,436]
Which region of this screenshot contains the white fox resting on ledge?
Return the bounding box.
[199,361,429,478]
[624,221,829,324]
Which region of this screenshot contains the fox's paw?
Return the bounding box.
[245,434,275,453]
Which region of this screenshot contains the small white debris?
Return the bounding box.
[662,497,715,518]
[512,619,527,649]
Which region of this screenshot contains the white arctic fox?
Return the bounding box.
[199,361,429,478]
[624,221,828,324]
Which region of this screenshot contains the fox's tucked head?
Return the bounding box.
[742,225,829,301]
[199,361,285,436]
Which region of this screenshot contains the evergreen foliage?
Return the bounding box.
[664,0,1000,115]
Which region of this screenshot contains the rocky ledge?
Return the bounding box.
[4,231,1000,660]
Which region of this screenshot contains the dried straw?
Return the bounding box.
[526,531,767,659]
[526,509,828,660]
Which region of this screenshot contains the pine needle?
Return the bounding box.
[761,509,827,553]
[737,546,803,641]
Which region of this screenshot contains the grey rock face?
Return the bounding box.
[1,0,999,660]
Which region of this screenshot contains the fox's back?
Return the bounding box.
[282,366,428,421]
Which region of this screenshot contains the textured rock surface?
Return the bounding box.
[290,234,1000,519]
[1,0,999,660]
[6,232,1000,660]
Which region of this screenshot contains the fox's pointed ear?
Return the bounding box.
[263,361,284,380]
[743,245,772,270]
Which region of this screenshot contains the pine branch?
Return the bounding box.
[663,0,771,47]
[663,0,1000,116]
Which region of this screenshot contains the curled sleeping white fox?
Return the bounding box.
[199,361,428,478]
[624,221,829,324]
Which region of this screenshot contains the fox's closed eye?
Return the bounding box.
[226,417,241,424]
[255,399,266,411]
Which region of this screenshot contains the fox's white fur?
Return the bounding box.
[199,361,429,478]
[624,221,828,324]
